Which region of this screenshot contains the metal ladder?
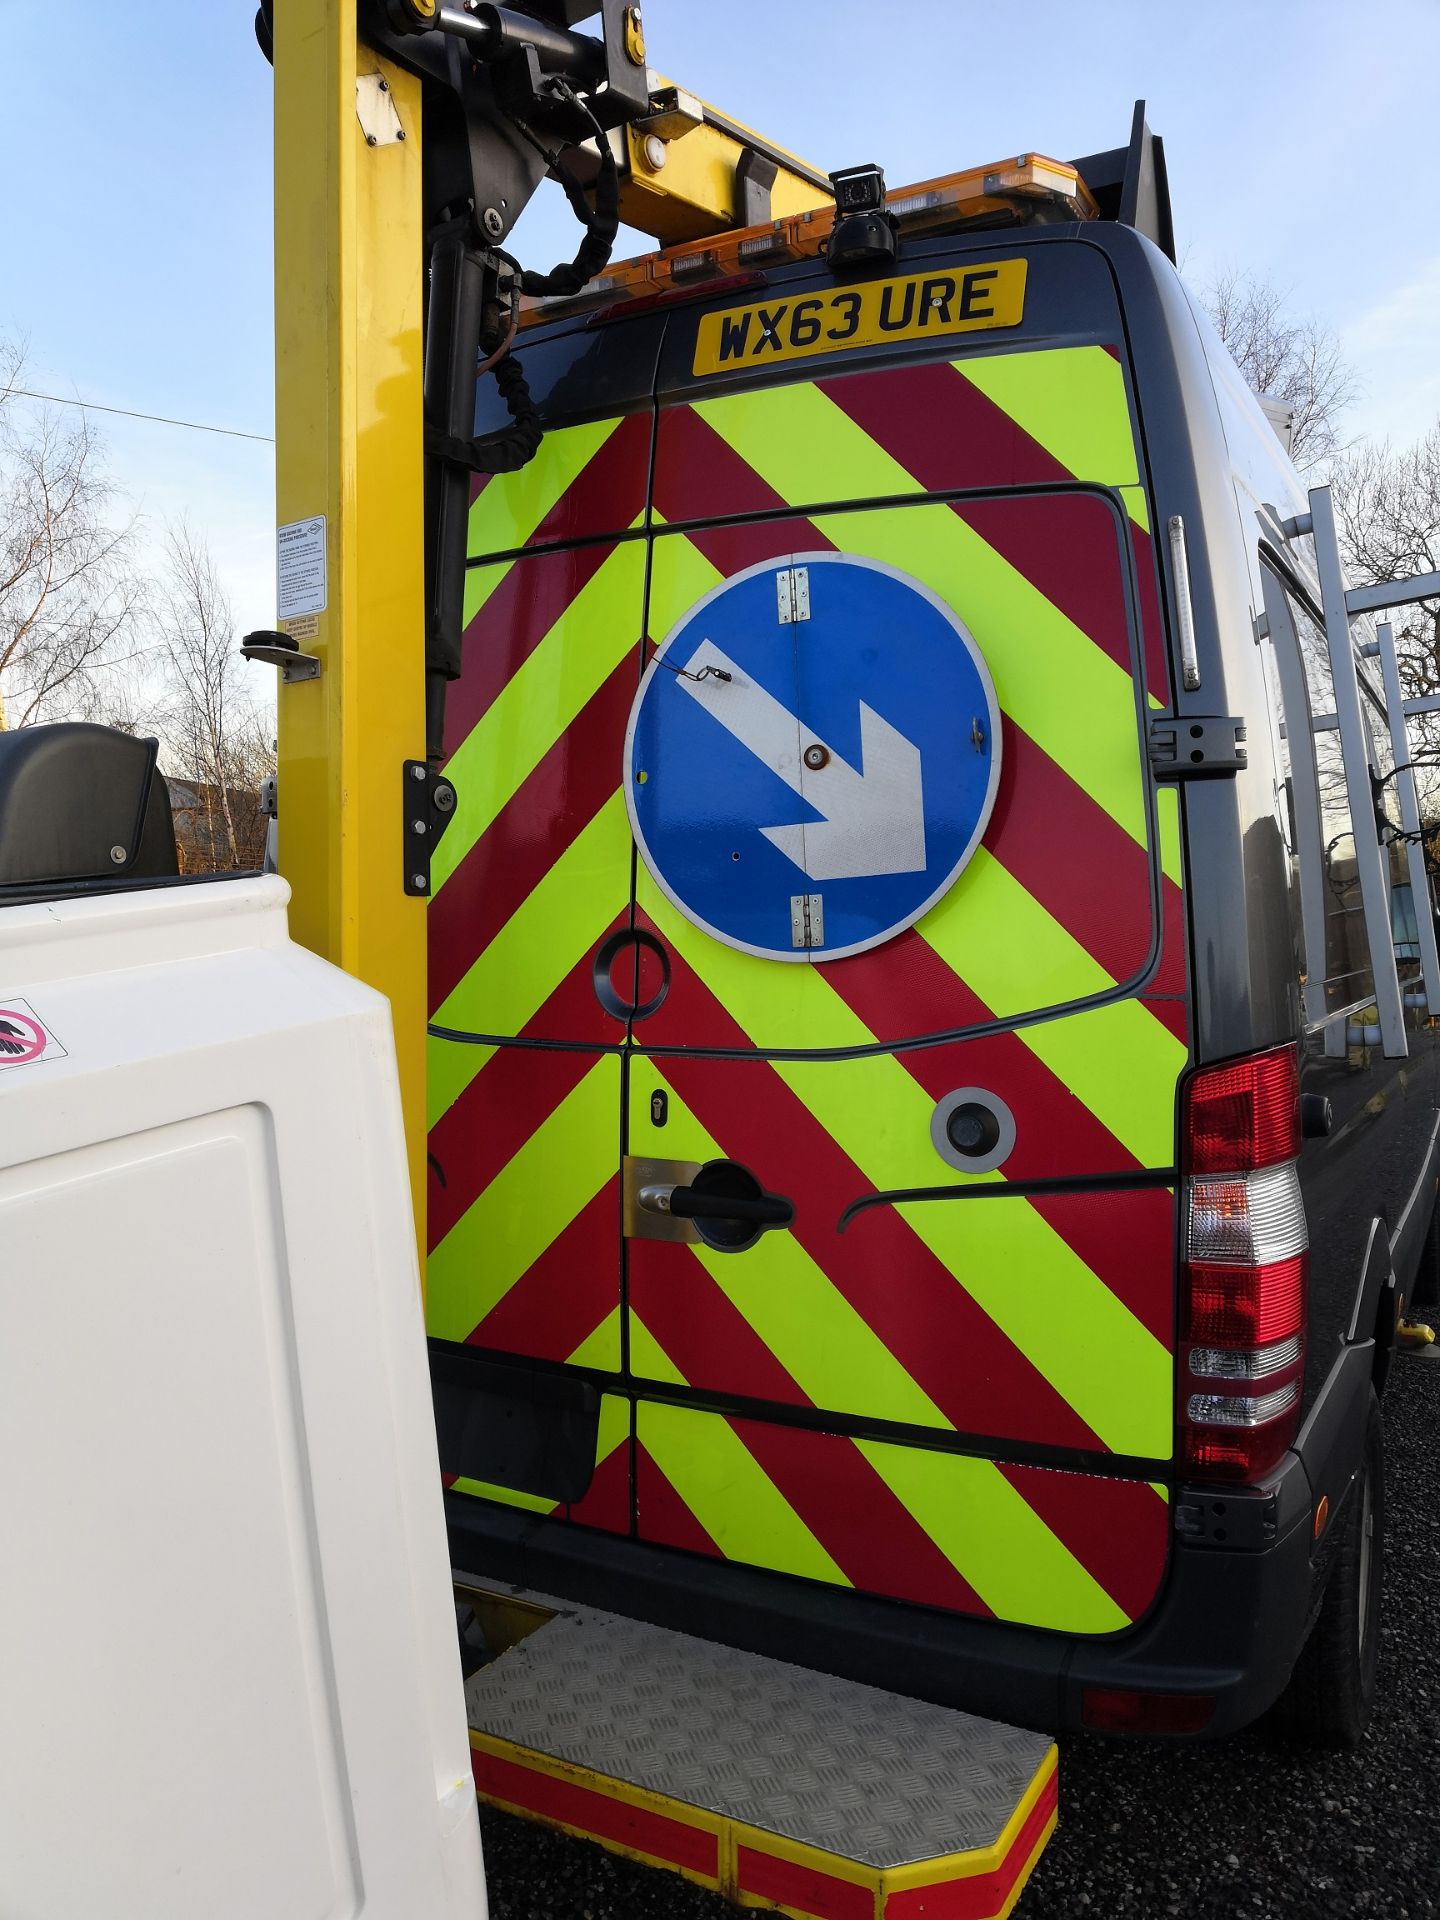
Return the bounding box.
[1287,486,1440,1055]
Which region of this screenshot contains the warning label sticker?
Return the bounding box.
[277,515,328,621]
[0,999,66,1074]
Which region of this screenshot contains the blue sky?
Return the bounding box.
[5,1,1439,638]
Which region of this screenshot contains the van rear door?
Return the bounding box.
[623,238,1187,1635]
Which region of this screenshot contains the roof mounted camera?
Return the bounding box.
[825,162,898,274]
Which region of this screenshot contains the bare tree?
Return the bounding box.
[1331,424,1440,813]
[151,523,274,870]
[0,341,141,728]
[1200,269,1356,470]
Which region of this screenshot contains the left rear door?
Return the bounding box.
[425,322,660,1534]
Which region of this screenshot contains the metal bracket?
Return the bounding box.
[622,1155,702,1243]
[402,760,457,896]
[1147,714,1247,778]
[241,629,320,685]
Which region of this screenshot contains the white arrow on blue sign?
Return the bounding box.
[625,552,1002,963]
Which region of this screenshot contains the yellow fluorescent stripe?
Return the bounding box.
[468,415,620,560]
[954,345,1142,498]
[426,1059,618,1344]
[568,1309,624,1375]
[452,1476,556,1514]
[463,557,509,632]
[647,523,725,640]
[427,792,631,1125]
[428,1032,495,1136]
[592,1389,630,1460]
[632,1390,851,1590]
[1158,783,1182,885]
[697,381,920,511]
[921,850,1186,1164]
[1119,481,1152,535]
[643,890,1173,1458]
[854,1439,1129,1633]
[628,1058,950,1430]
[433,541,643,895]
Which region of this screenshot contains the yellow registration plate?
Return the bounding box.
[692,259,1027,378]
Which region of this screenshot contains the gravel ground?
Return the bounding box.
[478,1356,1440,1920]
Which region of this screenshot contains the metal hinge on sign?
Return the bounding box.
[403,761,457,896]
[776,567,810,624]
[790,893,824,948]
[1148,714,1247,779]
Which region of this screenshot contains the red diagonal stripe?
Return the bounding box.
[465,1182,618,1362]
[634,941,1105,1452]
[564,1422,631,1536]
[430,658,636,1010]
[468,408,649,556]
[633,1441,721,1560]
[957,491,1136,679]
[822,934,1174,1346]
[444,535,639,759]
[998,1461,1169,1625]
[819,358,1073,493]
[428,954,618,1245]
[655,404,821,528]
[635,1281,989,1615]
[977,722,1158,995]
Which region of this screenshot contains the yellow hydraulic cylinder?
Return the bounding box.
[271,3,430,1262]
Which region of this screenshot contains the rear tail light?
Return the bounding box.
[1180,1046,1306,1484]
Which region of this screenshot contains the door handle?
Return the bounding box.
[661,1186,793,1227]
[627,1156,794,1252]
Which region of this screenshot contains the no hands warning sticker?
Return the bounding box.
[0,999,66,1073]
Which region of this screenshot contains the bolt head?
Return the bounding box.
[803,743,829,770]
[482,206,505,239]
[410,762,427,781]
[642,134,668,173]
[412,818,428,835]
[434,782,457,814]
[109,845,127,864]
[411,873,428,891]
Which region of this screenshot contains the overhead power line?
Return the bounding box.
[5,387,274,446]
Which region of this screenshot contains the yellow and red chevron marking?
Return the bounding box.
[428,341,1187,1634]
[469,1728,1057,1920]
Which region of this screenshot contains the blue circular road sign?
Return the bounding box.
[625,553,1002,963]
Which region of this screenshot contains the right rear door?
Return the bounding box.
[623,245,1188,1635]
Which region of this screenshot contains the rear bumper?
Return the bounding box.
[446,1443,1320,1739]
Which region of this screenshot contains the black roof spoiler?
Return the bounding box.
[1070,100,1175,263]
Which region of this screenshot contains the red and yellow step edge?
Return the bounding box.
[469,1726,1057,1920]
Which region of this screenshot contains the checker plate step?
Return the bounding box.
[461,1582,1058,1919]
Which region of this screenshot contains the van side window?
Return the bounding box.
[1255,589,1306,981]
[1258,566,1376,1022]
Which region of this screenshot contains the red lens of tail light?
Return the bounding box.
[1183,1044,1301,1175]
[1180,1048,1307,1485]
